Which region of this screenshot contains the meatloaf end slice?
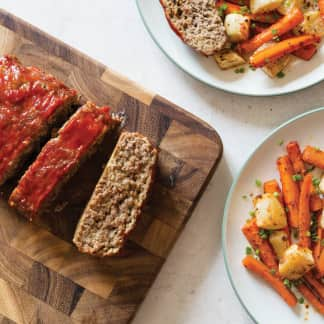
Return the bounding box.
[73,132,158,257]
[160,0,227,56]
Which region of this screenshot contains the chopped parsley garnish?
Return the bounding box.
[271,29,278,35]
[255,179,262,187]
[278,139,284,146]
[273,191,279,198]
[217,3,228,17]
[240,6,250,14]
[306,165,315,173]
[283,279,292,289]
[249,210,256,217]
[259,228,270,240]
[312,177,321,187]
[234,67,245,74]
[298,297,305,304]
[292,174,302,182]
[246,246,254,255]
[269,269,276,275]
[276,71,285,78]
[242,195,248,200]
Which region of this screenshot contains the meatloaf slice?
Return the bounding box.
[9,102,120,221]
[0,55,78,186]
[73,132,158,257]
[160,0,227,55]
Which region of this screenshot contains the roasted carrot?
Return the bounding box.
[250,35,320,68]
[297,284,324,314]
[286,141,306,176]
[294,44,318,61]
[277,156,300,228]
[264,179,283,204]
[303,146,324,169]
[310,195,323,212]
[216,1,280,23]
[242,256,297,307]
[299,173,313,248]
[319,0,324,19]
[242,218,278,271]
[305,273,324,299]
[238,7,304,54]
[318,250,324,277]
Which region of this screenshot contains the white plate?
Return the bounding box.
[136,0,324,96]
[223,107,324,324]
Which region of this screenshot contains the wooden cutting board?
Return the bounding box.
[0,9,223,324]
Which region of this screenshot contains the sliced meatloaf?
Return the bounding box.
[9,102,120,221]
[73,132,158,257]
[160,0,227,55]
[0,55,78,186]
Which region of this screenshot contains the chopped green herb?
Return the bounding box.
[242,195,248,200]
[249,210,256,217]
[234,67,245,74]
[255,249,260,255]
[313,178,321,186]
[269,269,276,275]
[292,174,303,182]
[259,228,270,240]
[217,3,228,17]
[246,246,253,255]
[276,71,285,79]
[271,29,278,35]
[251,22,256,29]
[315,147,321,151]
[278,139,284,146]
[240,5,250,14]
[283,279,292,289]
[306,165,315,173]
[298,297,304,304]
[273,191,279,198]
[255,179,262,187]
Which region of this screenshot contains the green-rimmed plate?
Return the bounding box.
[136,0,324,96]
[223,107,324,324]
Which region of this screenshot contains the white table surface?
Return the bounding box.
[1,1,324,324]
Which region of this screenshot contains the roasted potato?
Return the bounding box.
[269,230,289,260]
[224,13,250,42]
[214,50,246,69]
[301,11,324,37]
[255,193,287,230]
[262,54,292,78]
[279,244,315,279]
[250,0,282,14]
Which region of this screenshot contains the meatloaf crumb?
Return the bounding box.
[160,0,227,55]
[73,132,158,257]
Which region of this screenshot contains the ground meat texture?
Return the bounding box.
[160,0,227,55]
[73,132,158,257]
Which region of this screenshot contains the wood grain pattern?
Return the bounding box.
[0,9,223,324]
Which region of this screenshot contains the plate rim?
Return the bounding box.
[222,106,324,324]
[136,0,324,97]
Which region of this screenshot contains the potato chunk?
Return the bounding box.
[263,54,292,78]
[214,50,246,70]
[279,244,315,279]
[250,0,282,14]
[255,193,287,230]
[269,230,289,260]
[301,11,324,37]
[224,13,250,42]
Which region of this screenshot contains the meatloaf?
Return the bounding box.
[160,0,227,55]
[73,132,158,257]
[0,55,78,186]
[9,102,120,221]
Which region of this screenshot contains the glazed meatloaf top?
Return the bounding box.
[160,0,227,55]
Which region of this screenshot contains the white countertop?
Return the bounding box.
[2,1,324,323]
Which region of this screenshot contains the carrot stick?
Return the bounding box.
[286,141,306,176]
[249,35,320,68]
[310,195,323,212]
[216,1,280,23]
[277,156,300,228]
[293,44,318,61]
[264,179,283,204]
[297,284,324,314]
[302,146,324,169]
[242,218,278,271]
[304,273,324,299]
[242,256,297,307]
[299,173,313,248]
[238,7,304,54]
[318,250,324,277]
[319,0,324,19]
